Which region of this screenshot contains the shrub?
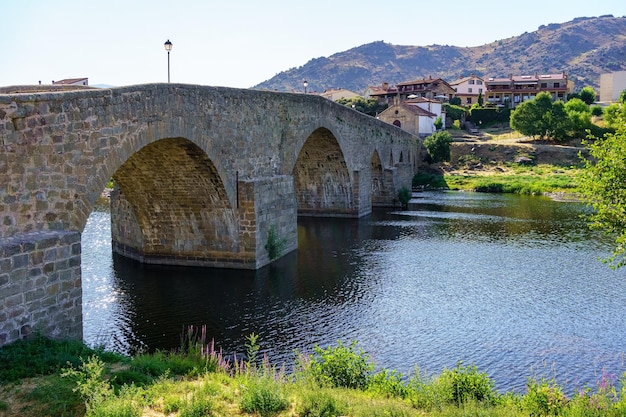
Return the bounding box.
[368,369,410,398]
[298,391,344,417]
[397,187,411,208]
[240,377,289,417]
[179,394,215,417]
[439,362,496,406]
[522,378,566,416]
[304,341,374,390]
[423,131,453,163]
[265,225,287,261]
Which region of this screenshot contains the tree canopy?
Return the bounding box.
[336,96,388,117]
[579,110,626,268]
[423,131,453,163]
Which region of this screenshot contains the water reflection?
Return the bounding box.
[82,191,625,393]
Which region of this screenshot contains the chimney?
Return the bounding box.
[382,82,389,90]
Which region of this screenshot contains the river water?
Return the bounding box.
[82,191,625,393]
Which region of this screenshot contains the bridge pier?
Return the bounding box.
[111,175,298,270]
[0,231,82,346]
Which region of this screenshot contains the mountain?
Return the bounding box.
[253,15,626,94]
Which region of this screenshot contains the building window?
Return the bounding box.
[468,88,473,93]
[476,80,483,85]
[478,88,483,93]
[466,97,472,104]
[393,120,401,127]
[540,83,547,88]
[469,80,475,85]
[554,82,560,88]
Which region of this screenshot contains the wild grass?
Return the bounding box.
[415,164,583,196]
[2,333,626,416]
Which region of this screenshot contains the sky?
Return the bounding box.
[2,0,626,89]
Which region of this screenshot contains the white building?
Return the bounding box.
[600,71,626,103]
[449,74,485,106]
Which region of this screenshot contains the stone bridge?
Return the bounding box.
[0,83,419,345]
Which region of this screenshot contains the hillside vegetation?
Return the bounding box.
[255,15,626,93]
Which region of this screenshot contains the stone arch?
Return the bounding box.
[293,127,354,216]
[110,137,239,264]
[393,120,401,128]
[399,151,404,163]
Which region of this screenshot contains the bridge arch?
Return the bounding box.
[293,127,355,216]
[108,137,239,264]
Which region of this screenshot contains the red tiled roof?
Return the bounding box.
[401,103,437,117]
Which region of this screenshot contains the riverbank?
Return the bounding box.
[1,335,625,417]
[416,127,586,198]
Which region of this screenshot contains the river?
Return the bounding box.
[82,191,625,393]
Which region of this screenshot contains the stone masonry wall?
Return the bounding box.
[0,230,82,345]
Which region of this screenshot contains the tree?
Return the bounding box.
[336,96,387,117]
[604,103,625,128]
[579,112,626,268]
[423,131,453,163]
[510,99,543,138]
[477,91,484,107]
[434,116,443,130]
[510,92,582,142]
[578,86,597,105]
[449,96,462,106]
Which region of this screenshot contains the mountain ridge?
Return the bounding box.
[254,15,626,94]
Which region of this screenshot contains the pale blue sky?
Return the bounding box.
[2,0,625,88]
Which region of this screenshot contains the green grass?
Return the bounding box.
[3,336,626,417]
[415,164,582,196]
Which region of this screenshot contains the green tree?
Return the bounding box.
[579,112,626,268]
[423,131,453,163]
[449,96,462,106]
[336,96,388,117]
[604,103,625,128]
[578,86,597,105]
[620,89,626,104]
[564,98,592,137]
[477,91,484,107]
[434,115,443,130]
[510,92,574,142]
[510,99,543,138]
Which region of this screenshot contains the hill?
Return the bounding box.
[254,15,626,94]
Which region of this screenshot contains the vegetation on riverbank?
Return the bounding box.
[2,334,626,417]
[414,163,582,196]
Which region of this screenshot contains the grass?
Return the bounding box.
[2,335,626,417]
[415,164,583,196]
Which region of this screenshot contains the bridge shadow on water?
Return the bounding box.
[102,214,391,357]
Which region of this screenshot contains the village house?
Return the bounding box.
[599,70,626,103]
[448,74,485,106]
[484,73,573,108]
[319,88,360,101]
[52,77,89,86]
[367,77,456,106]
[377,97,444,137]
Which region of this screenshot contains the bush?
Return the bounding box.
[298,391,344,417]
[522,378,566,416]
[240,377,289,417]
[439,362,496,406]
[423,131,453,163]
[304,341,374,389]
[368,370,410,398]
[397,187,411,208]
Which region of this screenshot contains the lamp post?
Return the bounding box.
[303,80,308,94]
[164,39,173,83]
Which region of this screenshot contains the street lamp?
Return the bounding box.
[164,39,173,83]
[303,80,308,94]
